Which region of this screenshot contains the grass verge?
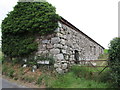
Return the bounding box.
[2,60,111,88]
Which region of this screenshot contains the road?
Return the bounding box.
[1,77,27,89]
[1,78,42,90]
[2,78,26,88]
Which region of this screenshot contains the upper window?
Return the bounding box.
[90,46,92,52]
[94,46,96,55]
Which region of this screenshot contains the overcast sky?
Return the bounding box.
[0,0,119,48]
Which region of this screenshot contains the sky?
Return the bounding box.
[0,0,119,48]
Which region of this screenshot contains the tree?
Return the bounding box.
[1,1,60,58]
[108,37,120,87]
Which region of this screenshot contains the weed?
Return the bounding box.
[49,72,109,88]
[14,77,18,80]
[2,60,111,88]
[2,64,8,74]
[19,67,24,75]
[36,74,45,85]
[96,69,111,83]
[70,65,96,79]
[7,68,15,78]
[23,76,35,83]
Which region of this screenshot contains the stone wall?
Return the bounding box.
[35,21,104,73]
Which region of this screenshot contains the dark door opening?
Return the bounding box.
[74,50,79,64]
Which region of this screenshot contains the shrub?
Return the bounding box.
[108,37,120,87]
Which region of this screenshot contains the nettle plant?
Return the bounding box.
[108,37,120,87]
[2,1,60,58]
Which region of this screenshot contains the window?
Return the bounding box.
[99,47,101,55]
[90,46,92,52]
[101,49,103,54]
[94,46,96,55]
[74,50,79,64]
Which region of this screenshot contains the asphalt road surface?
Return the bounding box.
[1,77,26,89]
[1,78,41,90]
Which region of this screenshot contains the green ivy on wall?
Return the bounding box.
[2,2,60,58]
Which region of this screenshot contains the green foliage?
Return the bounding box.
[26,56,37,67]
[19,67,24,75]
[49,72,109,88]
[12,58,23,65]
[104,49,108,54]
[108,37,120,87]
[2,64,15,78]
[98,49,109,60]
[36,55,55,65]
[7,69,15,78]
[24,55,54,68]
[70,65,112,85]
[108,37,120,63]
[96,69,111,83]
[36,74,45,85]
[70,65,97,79]
[2,61,110,88]
[0,50,3,63]
[2,64,8,74]
[23,76,35,83]
[2,2,60,57]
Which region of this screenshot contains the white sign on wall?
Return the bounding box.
[37,60,49,64]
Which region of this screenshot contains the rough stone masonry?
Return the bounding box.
[35,17,104,73]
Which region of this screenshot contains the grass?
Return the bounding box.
[43,65,111,88]
[2,61,111,88]
[2,63,15,78]
[48,72,109,88]
[0,49,2,64]
[97,50,109,67]
[22,75,35,83]
[2,62,41,83]
[98,49,109,60]
[0,48,3,72]
[1,50,111,88]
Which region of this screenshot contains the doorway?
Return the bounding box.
[74,50,79,64]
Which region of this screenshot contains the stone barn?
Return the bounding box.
[35,17,104,73]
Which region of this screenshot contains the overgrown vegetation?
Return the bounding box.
[1,45,111,88]
[47,65,111,88]
[108,37,120,87]
[0,48,2,61]
[98,49,109,60]
[49,72,109,88]
[2,60,111,88]
[1,1,60,58]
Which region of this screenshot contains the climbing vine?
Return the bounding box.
[2,1,60,57]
